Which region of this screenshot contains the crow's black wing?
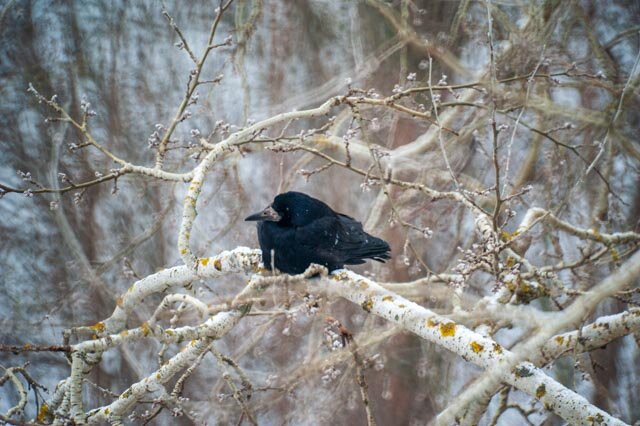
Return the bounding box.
[334,214,390,264]
[294,214,390,267]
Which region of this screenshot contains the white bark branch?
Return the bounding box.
[51,247,637,425]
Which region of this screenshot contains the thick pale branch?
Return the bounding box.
[101,247,261,334]
[436,248,640,425]
[51,247,638,424]
[322,269,629,426]
[86,312,239,424]
[517,207,640,245]
[544,308,640,358]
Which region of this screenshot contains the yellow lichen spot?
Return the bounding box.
[505,256,515,268]
[492,343,503,354]
[500,231,512,242]
[213,259,222,271]
[200,257,210,266]
[156,373,161,379]
[358,280,369,290]
[439,322,456,337]
[104,408,110,414]
[361,297,374,313]
[190,339,197,346]
[536,384,546,398]
[37,403,49,422]
[165,329,174,336]
[180,248,188,255]
[89,322,105,333]
[331,271,349,281]
[23,343,33,350]
[398,304,406,308]
[426,317,438,327]
[116,297,124,307]
[315,135,330,145]
[586,413,604,424]
[554,335,565,345]
[610,247,620,262]
[140,322,151,337]
[382,295,393,302]
[470,341,484,353]
[119,330,129,337]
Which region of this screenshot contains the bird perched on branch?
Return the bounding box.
[245,191,391,274]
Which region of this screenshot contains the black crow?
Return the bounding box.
[245,191,391,274]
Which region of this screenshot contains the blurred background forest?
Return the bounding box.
[1,0,639,424]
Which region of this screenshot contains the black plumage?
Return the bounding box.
[245,192,391,274]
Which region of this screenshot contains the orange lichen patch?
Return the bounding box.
[199,257,210,266]
[119,330,129,337]
[536,384,546,398]
[505,256,516,268]
[382,295,393,302]
[505,280,516,291]
[426,317,438,327]
[554,335,565,345]
[116,297,124,307]
[213,259,222,271]
[361,297,374,313]
[470,341,484,353]
[586,414,604,424]
[492,343,503,354]
[439,322,456,337]
[89,322,105,333]
[610,247,620,262]
[331,271,349,281]
[315,135,330,145]
[37,403,49,422]
[140,322,151,337]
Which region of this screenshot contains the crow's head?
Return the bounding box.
[245,191,334,227]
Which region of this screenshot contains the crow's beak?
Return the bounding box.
[245,205,281,222]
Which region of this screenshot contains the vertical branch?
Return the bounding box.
[155,0,234,169]
[211,347,258,426]
[485,0,501,233]
[350,341,377,426]
[502,46,546,196]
